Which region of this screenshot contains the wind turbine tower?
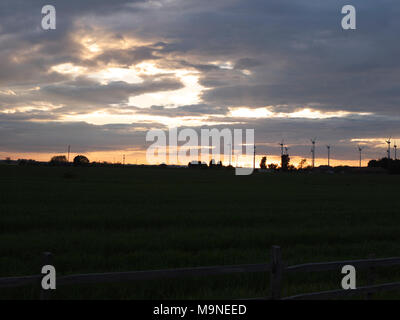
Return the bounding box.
[358,146,363,168]
[228,143,232,166]
[310,138,316,168]
[67,145,71,162]
[326,145,331,166]
[253,145,256,170]
[279,140,286,169]
[394,141,398,160]
[284,147,289,155]
[386,138,391,159]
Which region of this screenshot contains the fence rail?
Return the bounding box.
[57,263,270,286]
[1,247,400,300]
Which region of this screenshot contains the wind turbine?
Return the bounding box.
[358,145,364,168]
[310,138,316,168]
[386,138,391,159]
[326,145,331,167]
[394,141,398,160]
[284,146,289,155]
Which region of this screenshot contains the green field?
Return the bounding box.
[1,165,400,299]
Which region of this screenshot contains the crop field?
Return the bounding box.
[1,165,400,299]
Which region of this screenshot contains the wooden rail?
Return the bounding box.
[1,247,400,300]
[285,257,400,273]
[283,282,400,300]
[56,263,270,286]
[0,275,41,288]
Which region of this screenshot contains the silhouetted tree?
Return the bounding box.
[268,163,278,170]
[50,155,67,165]
[368,159,378,168]
[297,159,307,170]
[260,156,267,169]
[73,155,90,166]
[368,158,389,169]
[18,159,37,166]
[368,157,400,174]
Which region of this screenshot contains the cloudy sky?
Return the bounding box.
[1,0,399,166]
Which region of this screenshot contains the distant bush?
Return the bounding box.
[18,159,38,166]
[73,155,90,166]
[209,159,223,169]
[268,163,278,171]
[188,161,208,169]
[368,158,400,174]
[50,155,68,166]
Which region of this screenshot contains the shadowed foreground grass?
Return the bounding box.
[1,165,400,299]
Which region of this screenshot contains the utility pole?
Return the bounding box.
[235,151,238,167]
[253,145,256,171]
[326,145,331,167]
[228,143,232,166]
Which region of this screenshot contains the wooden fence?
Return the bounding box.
[1,246,400,300]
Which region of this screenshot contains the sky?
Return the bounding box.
[1,0,400,167]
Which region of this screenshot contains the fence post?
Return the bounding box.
[270,246,283,300]
[366,254,375,300]
[39,252,53,300]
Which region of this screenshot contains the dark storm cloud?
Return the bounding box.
[94,46,161,67]
[0,110,61,121]
[40,77,184,111]
[0,0,143,35]
[0,0,152,88]
[234,58,262,70]
[122,0,400,115]
[3,0,400,113]
[0,77,184,114]
[0,119,165,153]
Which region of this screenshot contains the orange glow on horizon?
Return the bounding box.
[0,151,370,168]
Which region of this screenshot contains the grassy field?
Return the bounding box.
[1,164,400,299]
